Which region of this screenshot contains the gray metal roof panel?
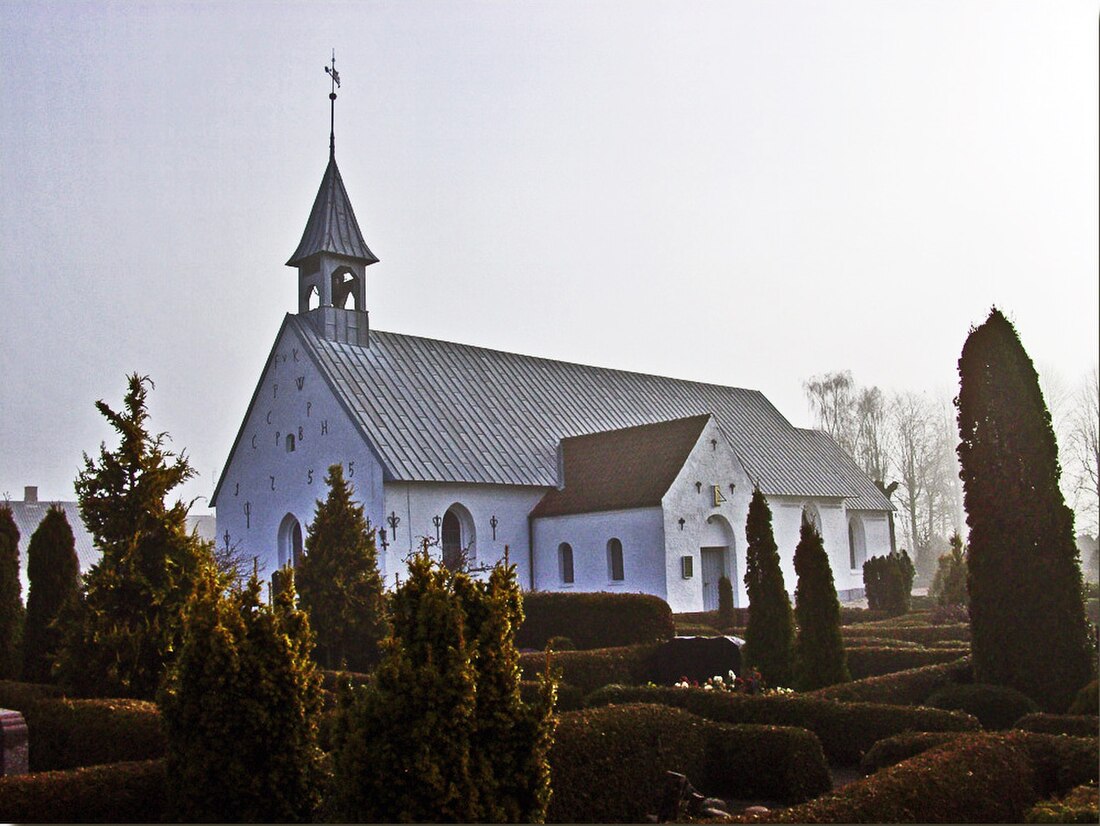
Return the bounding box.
[287,156,379,267]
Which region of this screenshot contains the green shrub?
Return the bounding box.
[1014,713,1100,738]
[673,622,718,636]
[858,731,963,775]
[793,522,848,690]
[863,550,916,615]
[19,697,165,771]
[0,759,166,823]
[1067,679,1098,715]
[548,703,830,822]
[842,622,970,645]
[1003,731,1099,798]
[0,505,21,681]
[1025,782,1099,824]
[930,531,969,606]
[837,606,890,625]
[0,678,65,708]
[756,733,1036,823]
[158,565,324,822]
[808,657,971,706]
[585,684,979,765]
[518,644,657,695]
[517,591,674,650]
[520,679,584,712]
[844,645,970,679]
[926,682,1039,730]
[22,506,81,684]
[742,488,794,687]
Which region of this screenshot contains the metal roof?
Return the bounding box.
[290,316,894,511]
[531,415,712,518]
[286,155,379,267]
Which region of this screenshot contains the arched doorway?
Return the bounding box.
[441,504,476,571]
[278,513,304,569]
[700,515,737,610]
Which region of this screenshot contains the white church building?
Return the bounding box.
[212,111,894,613]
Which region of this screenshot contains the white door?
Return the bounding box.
[701,547,728,611]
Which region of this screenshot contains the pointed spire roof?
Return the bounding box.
[287,154,379,267]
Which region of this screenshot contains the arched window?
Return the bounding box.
[306,284,320,311]
[277,513,304,569]
[441,504,476,571]
[848,515,867,569]
[607,538,624,582]
[559,543,574,584]
[285,433,296,452]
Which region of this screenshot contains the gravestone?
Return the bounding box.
[646,635,742,685]
[0,708,28,776]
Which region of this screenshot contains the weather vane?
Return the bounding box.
[324,50,341,157]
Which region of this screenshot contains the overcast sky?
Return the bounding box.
[1,1,1097,513]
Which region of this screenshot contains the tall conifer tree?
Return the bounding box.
[297,464,388,671]
[0,505,22,680]
[956,308,1093,711]
[22,506,81,683]
[792,521,849,691]
[55,374,213,698]
[742,488,794,687]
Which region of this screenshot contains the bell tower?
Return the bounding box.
[287,53,378,346]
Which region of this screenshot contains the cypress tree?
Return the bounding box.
[742,488,794,687]
[0,506,22,680]
[930,532,969,607]
[330,547,555,822]
[956,308,1093,711]
[55,374,214,699]
[792,521,849,691]
[297,464,388,671]
[863,550,916,616]
[717,575,736,628]
[159,564,324,822]
[22,506,81,683]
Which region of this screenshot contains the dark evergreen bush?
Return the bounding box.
[517,644,658,694]
[548,703,831,822]
[1004,731,1100,799]
[858,731,962,775]
[793,521,849,690]
[517,590,674,650]
[844,644,970,680]
[158,564,324,822]
[862,550,915,615]
[926,682,1039,730]
[956,309,1093,711]
[0,678,65,709]
[0,505,21,680]
[329,550,554,823]
[1014,713,1100,738]
[0,759,167,823]
[1025,782,1099,824]
[809,656,971,706]
[19,697,164,771]
[930,531,969,606]
[717,575,735,628]
[768,734,1037,823]
[22,506,80,684]
[56,374,213,699]
[742,488,795,687]
[1067,679,1098,715]
[585,684,980,765]
[297,464,388,672]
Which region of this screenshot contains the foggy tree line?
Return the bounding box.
[803,364,1099,578]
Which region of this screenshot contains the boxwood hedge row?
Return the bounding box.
[1015,713,1100,738]
[844,645,971,680]
[518,645,658,694]
[0,759,166,823]
[807,656,971,706]
[842,622,970,645]
[735,734,1036,823]
[517,592,674,650]
[585,684,979,765]
[22,697,165,771]
[548,703,830,823]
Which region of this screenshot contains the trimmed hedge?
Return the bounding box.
[518,644,658,695]
[1067,679,1098,715]
[520,680,585,712]
[842,622,970,645]
[926,682,1039,730]
[808,656,971,706]
[736,734,1036,823]
[548,703,830,822]
[1026,782,1099,824]
[0,678,65,708]
[859,731,962,775]
[844,645,970,679]
[585,684,979,765]
[518,591,674,650]
[0,759,166,823]
[21,697,165,771]
[1015,713,1100,738]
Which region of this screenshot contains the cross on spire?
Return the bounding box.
[324,50,341,158]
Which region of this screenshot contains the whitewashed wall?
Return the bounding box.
[531,507,666,599]
[380,481,545,588]
[214,322,386,579]
[662,418,754,612]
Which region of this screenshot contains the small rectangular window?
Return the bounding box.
[681,556,694,579]
[560,543,574,584]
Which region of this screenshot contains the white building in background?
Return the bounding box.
[211,120,894,613]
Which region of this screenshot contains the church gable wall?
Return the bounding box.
[379,481,544,587]
[531,507,666,600]
[215,323,385,580]
[661,419,754,612]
